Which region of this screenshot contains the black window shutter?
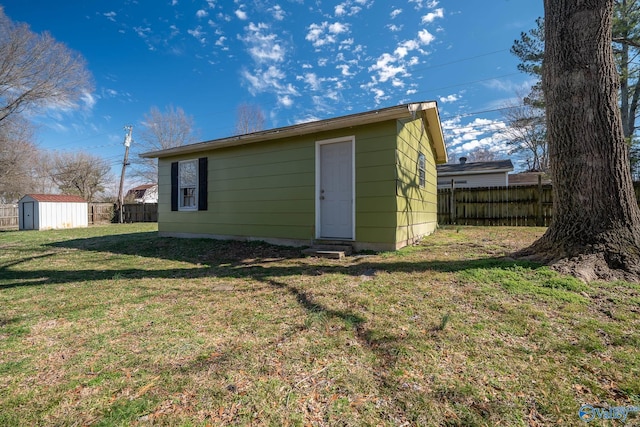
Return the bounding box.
[171,162,178,211]
[198,157,208,211]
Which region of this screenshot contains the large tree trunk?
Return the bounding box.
[518,0,640,282]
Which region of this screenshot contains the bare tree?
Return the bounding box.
[502,87,548,171]
[47,151,113,202]
[518,0,640,281]
[235,103,265,135]
[0,7,92,124]
[466,147,500,162]
[133,105,197,183]
[0,116,39,202]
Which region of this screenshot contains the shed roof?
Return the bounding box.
[141,102,448,163]
[22,194,87,203]
[437,159,514,176]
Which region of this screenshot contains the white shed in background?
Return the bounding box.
[18,194,88,231]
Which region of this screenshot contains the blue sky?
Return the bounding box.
[3,0,543,187]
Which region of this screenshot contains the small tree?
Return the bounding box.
[0,116,39,202]
[466,147,500,162]
[502,86,548,171]
[235,103,265,135]
[0,7,92,124]
[47,151,113,202]
[133,105,197,183]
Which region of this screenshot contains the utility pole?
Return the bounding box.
[117,125,133,224]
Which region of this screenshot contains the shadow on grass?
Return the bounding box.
[1,231,546,422]
[0,232,542,290]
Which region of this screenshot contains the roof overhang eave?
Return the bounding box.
[422,107,448,164]
[141,102,443,159]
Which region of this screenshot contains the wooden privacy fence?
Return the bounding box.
[438,184,554,226]
[119,203,158,223]
[89,203,114,224]
[0,204,18,230]
[438,182,640,226]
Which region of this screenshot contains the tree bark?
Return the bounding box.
[518,0,640,282]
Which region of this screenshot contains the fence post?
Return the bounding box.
[537,174,543,226]
[449,179,456,224]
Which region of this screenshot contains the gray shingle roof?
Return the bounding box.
[437,159,514,175]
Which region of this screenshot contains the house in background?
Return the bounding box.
[437,157,514,189]
[508,171,552,186]
[18,194,88,231]
[126,184,158,203]
[141,102,447,251]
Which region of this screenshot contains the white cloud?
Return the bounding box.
[103,11,117,22]
[235,9,248,20]
[484,78,533,93]
[240,21,299,104]
[302,73,322,90]
[188,26,206,44]
[270,5,285,20]
[336,64,353,76]
[439,94,460,103]
[306,21,350,48]
[409,0,438,9]
[215,36,227,49]
[442,117,510,158]
[81,91,96,110]
[329,22,348,34]
[279,95,294,107]
[390,9,402,18]
[171,0,178,5]
[335,1,367,17]
[370,53,407,83]
[133,26,151,39]
[196,9,208,18]
[241,22,285,63]
[418,29,435,45]
[421,8,444,23]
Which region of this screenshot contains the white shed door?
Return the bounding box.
[23,202,34,230]
[319,140,353,239]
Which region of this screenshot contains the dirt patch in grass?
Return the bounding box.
[1,224,639,425]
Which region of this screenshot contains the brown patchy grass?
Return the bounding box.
[1,224,639,426]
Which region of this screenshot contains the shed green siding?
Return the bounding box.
[394,117,439,247]
[154,104,444,251]
[157,121,403,248]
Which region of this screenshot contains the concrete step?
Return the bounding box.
[302,249,346,259]
[302,244,353,259]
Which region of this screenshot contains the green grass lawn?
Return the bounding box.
[1,224,639,426]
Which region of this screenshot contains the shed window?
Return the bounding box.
[418,152,426,188]
[171,157,208,211]
[179,160,197,209]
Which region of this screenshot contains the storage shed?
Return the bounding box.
[141,102,447,251]
[18,194,88,231]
